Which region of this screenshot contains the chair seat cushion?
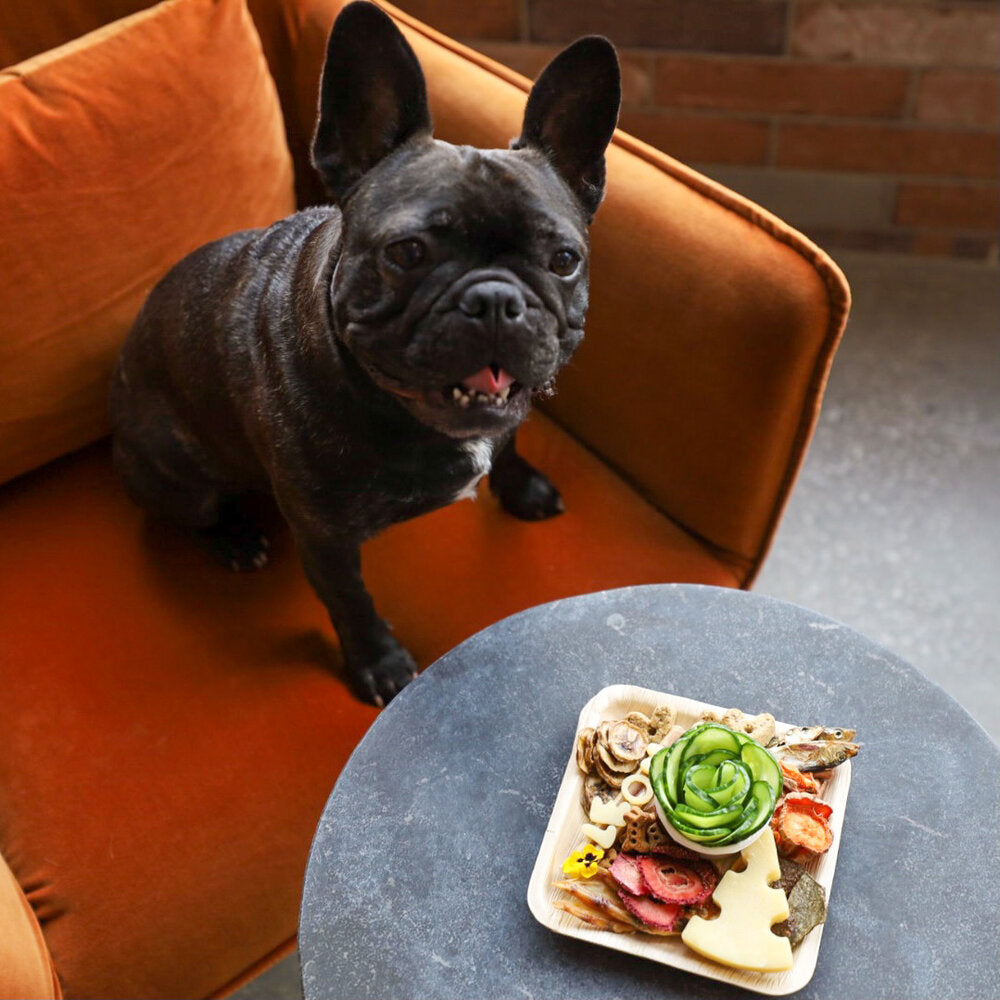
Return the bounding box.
[0,412,736,999]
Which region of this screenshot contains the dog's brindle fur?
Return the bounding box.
[110,1,620,705]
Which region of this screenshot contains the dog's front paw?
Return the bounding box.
[347,642,419,707]
[490,455,565,521]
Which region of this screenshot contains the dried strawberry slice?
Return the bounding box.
[638,856,718,905]
[617,890,685,932]
[609,851,648,896]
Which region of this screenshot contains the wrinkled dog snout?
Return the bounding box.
[457,280,527,326]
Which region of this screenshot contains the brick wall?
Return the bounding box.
[396,0,999,261]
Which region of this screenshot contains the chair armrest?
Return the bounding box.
[271,0,851,587]
[0,847,61,999]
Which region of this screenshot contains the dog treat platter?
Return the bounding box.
[298,584,1000,1000]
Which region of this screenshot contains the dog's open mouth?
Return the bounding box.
[443,365,522,409]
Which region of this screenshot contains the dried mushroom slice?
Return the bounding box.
[576,728,595,773]
[581,774,617,812]
[607,721,647,762]
[594,757,625,788]
[596,720,616,746]
[597,742,640,774]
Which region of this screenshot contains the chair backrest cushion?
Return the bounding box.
[0,0,296,486]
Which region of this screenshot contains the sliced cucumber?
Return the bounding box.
[683,770,722,812]
[724,779,776,844]
[696,747,740,768]
[648,745,669,787]
[661,731,695,806]
[740,740,783,801]
[651,722,780,850]
[686,763,720,790]
[680,723,742,766]
[707,761,751,807]
[671,801,745,830]
[664,814,736,844]
[649,745,677,807]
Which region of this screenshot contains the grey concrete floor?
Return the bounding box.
[754,250,999,747]
[234,249,999,1000]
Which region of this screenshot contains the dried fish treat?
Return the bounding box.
[553,897,636,934]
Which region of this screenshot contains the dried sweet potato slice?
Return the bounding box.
[771,794,834,864]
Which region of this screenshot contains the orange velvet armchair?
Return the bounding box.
[0,0,849,996]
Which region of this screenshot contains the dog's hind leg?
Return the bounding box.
[112,426,269,572]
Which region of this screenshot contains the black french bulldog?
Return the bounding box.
[109,1,621,706]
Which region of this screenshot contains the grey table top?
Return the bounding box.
[299,584,1000,1000]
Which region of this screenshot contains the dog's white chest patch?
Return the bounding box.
[453,438,494,502]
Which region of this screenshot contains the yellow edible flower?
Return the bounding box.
[561,844,605,878]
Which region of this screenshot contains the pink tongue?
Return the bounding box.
[461,366,515,395]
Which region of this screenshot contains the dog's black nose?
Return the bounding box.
[457,281,525,322]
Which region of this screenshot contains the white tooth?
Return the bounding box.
[459,394,470,407]
[452,386,462,400]
[499,387,510,401]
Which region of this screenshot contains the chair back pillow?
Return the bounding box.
[0,0,296,485]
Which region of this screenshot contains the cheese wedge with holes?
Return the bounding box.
[681,828,793,972]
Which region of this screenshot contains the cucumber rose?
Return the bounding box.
[649,723,782,850]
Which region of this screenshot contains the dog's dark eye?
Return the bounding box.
[384,238,427,270]
[549,249,580,277]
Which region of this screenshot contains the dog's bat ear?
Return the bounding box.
[513,37,621,220]
[312,1,432,201]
